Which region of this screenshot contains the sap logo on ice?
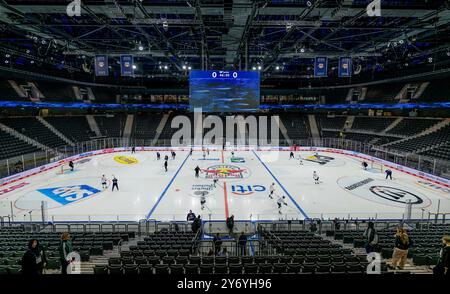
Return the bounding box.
[38,185,101,205]
[231,185,266,195]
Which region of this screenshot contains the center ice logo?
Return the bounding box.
[203,165,249,179]
[38,185,101,205]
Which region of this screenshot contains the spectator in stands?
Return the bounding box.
[363,222,379,254]
[309,221,317,233]
[218,247,228,258]
[389,227,413,270]
[186,210,196,221]
[434,235,450,275]
[15,160,23,173]
[207,249,214,256]
[213,233,222,255]
[21,239,47,275]
[191,215,201,233]
[59,232,73,275]
[333,218,341,231]
[226,215,234,234]
[238,232,247,256]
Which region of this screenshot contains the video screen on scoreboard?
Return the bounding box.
[189,70,260,112]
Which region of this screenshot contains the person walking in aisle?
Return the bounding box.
[433,235,450,275]
[186,210,196,221]
[59,233,73,275]
[363,222,379,254]
[22,239,47,275]
[238,232,247,256]
[389,227,413,270]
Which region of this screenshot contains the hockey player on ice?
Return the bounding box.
[385,169,393,180]
[156,152,161,160]
[313,171,320,184]
[194,166,201,178]
[269,183,275,199]
[362,161,368,170]
[289,151,294,159]
[101,175,108,189]
[203,151,206,160]
[276,195,288,214]
[213,174,219,187]
[200,193,206,210]
[298,154,303,165]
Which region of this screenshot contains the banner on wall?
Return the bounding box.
[94,55,109,76]
[120,55,134,76]
[339,57,352,77]
[314,57,328,77]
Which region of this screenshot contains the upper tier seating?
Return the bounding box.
[316,115,347,130]
[351,117,396,132]
[363,84,403,103]
[282,114,311,140]
[0,117,67,148]
[386,118,440,137]
[95,115,126,138]
[44,116,95,142]
[132,114,163,140]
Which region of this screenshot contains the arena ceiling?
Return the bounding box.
[0,0,450,87]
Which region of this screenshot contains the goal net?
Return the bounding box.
[370,160,384,173]
[56,163,72,175]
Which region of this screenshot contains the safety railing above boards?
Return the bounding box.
[1,137,449,181]
[197,237,262,257]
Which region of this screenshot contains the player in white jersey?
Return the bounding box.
[213,174,219,187]
[277,195,287,214]
[313,171,320,184]
[298,154,303,165]
[269,183,275,199]
[101,175,108,189]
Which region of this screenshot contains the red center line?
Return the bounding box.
[221,149,229,219]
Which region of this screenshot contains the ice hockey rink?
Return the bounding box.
[0,148,449,222]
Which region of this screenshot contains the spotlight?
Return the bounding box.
[188,66,191,70]
[252,66,256,70]
[5,54,10,58]
[132,65,137,69]
[30,60,35,64]
[138,44,144,51]
[300,48,305,53]
[164,65,168,70]
[182,65,187,70]
[4,60,9,64]
[258,65,262,70]
[275,66,280,70]
[159,65,162,69]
